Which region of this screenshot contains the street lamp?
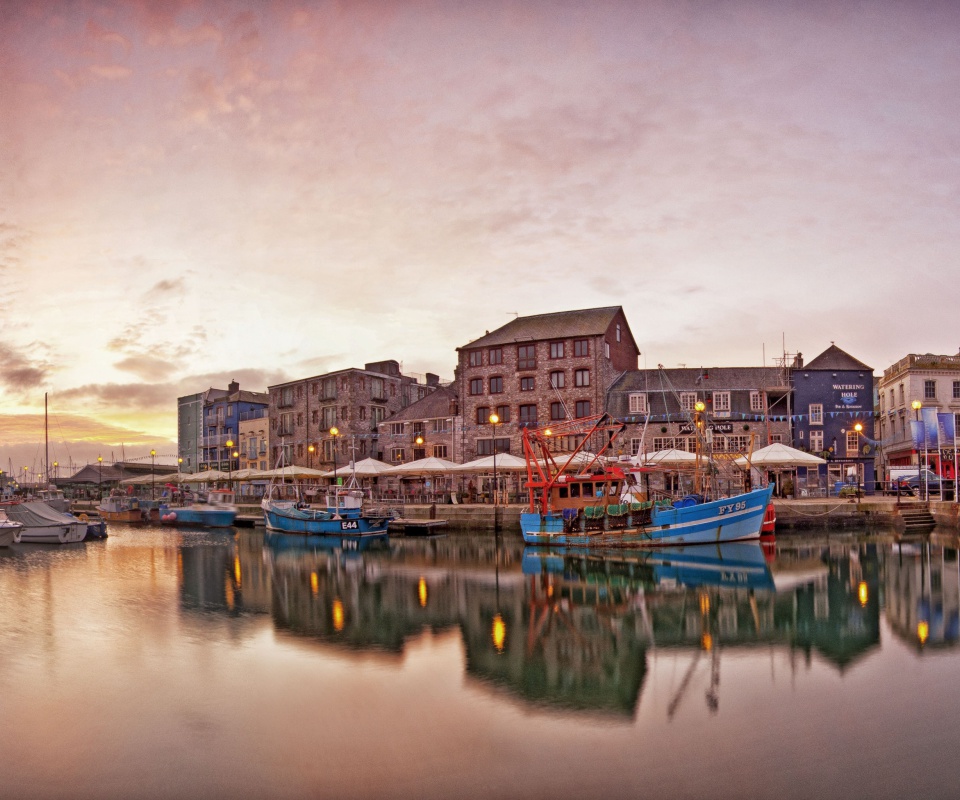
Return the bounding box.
[308,443,315,468]
[53,461,58,482]
[150,449,156,501]
[853,422,863,496]
[912,400,924,499]
[330,427,340,485]
[489,412,500,532]
[97,456,103,501]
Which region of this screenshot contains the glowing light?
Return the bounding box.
[330,427,339,437]
[544,428,552,437]
[489,413,499,425]
[918,620,930,645]
[858,581,868,606]
[701,633,713,651]
[854,422,863,433]
[418,577,428,607]
[699,593,710,614]
[234,556,241,587]
[333,599,345,632]
[695,401,706,412]
[310,572,319,595]
[912,400,922,411]
[492,613,506,652]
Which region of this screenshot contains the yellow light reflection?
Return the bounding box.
[701,632,713,651]
[699,593,710,615]
[857,581,868,607]
[333,599,345,632]
[310,572,319,596]
[234,556,241,587]
[418,577,428,608]
[492,613,506,652]
[917,620,930,646]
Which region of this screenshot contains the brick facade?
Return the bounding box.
[456,307,640,461]
[268,360,434,469]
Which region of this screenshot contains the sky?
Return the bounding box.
[2,0,959,475]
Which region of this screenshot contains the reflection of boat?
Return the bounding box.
[161,489,237,527]
[261,482,393,538]
[3,501,87,544]
[263,528,389,553]
[97,494,145,523]
[520,414,773,547]
[761,503,776,536]
[522,542,776,592]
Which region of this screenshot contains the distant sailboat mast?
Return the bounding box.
[45,393,49,486]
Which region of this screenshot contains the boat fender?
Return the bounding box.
[162,512,177,522]
[78,513,89,522]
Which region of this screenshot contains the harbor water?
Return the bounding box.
[2,523,960,799]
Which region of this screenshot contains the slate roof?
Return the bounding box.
[383,386,457,423]
[804,345,872,372]
[460,306,630,349]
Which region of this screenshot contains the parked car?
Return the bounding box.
[900,475,954,499]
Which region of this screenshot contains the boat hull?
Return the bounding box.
[263,502,391,536]
[15,522,87,544]
[0,524,19,547]
[520,486,774,548]
[162,507,236,527]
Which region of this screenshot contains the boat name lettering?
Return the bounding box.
[340,520,360,531]
[718,500,746,515]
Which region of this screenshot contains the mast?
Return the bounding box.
[45,393,49,485]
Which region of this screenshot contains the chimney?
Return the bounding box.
[228,380,239,394]
[426,373,439,387]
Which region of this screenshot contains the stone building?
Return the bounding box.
[455,307,639,461]
[876,351,960,480]
[267,360,437,470]
[607,366,792,459]
[376,385,461,464]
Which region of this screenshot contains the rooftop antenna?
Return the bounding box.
[507,312,519,319]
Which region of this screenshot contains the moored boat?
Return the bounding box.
[261,481,394,537]
[97,493,145,523]
[3,500,87,544]
[0,510,21,547]
[160,489,237,527]
[520,413,773,548]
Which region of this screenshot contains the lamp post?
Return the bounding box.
[853,422,863,497]
[53,461,58,482]
[330,427,340,485]
[912,400,923,499]
[308,444,315,468]
[489,413,500,533]
[150,449,156,501]
[97,456,103,501]
[23,466,28,492]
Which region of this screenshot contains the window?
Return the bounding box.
[925,380,937,400]
[630,437,642,456]
[412,448,426,460]
[477,438,510,456]
[371,377,385,400]
[279,387,294,407]
[550,371,565,389]
[520,376,535,391]
[809,429,823,452]
[278,412,294,436]
[899,383,904,405]
[476,406,490,425]
[431,419,447,433]
[550,402,566,421]
[469,350,482,367]
[549,342,564,359]
[653,437,675,451]
[574,369,590,387]
[954,381,960,400]
[712,391,730,412]
[495,405,511,423]
[575,400,591,418]
[680,393,697,412]
[518,344,536,370]
[750,391,764,412]
[371,406,385,425]
[489,376,503,394]
[469,378,484,395]
[390,423,404,435]
[391,448,405,463]
[573,339,589,357]
[616,324,622,342]
[604,342,610,359]
[846,430,859,457]
[519,404,537,425]
[321,406,336,429]
[432,445,448,459]
[628,393,648,414]
[809,404,823,425]
[489,347,502,365]
[771,433,784,443]
[322,377,336,399]
[280,443,293,465]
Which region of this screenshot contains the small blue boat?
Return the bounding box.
[160,489,237,528]
[261,484,394,537]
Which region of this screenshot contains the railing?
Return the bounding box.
[203,434,234,447]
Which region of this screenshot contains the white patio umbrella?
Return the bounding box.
[632,448,700,468]
[733,443,827,468]
[384,456,460,476]
[320,458,392,478]
[454,453,530,472]
[180,469,228,483]
[119,473,181,485]
[257,465,329,479]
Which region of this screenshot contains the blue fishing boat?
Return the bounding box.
[261,483,394,537]
[520,413,773,548]
[160,489,237,528]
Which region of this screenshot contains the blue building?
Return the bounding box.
[199,381,270,472]
[792,345,876,495]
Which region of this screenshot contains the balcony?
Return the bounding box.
[203,433,234,447]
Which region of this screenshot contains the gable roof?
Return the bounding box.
[460,306,633,350]
[804,345,872,372]
[383,386,456,423]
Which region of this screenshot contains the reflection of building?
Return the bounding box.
[179,536,247,614]
[884,544,960,650]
